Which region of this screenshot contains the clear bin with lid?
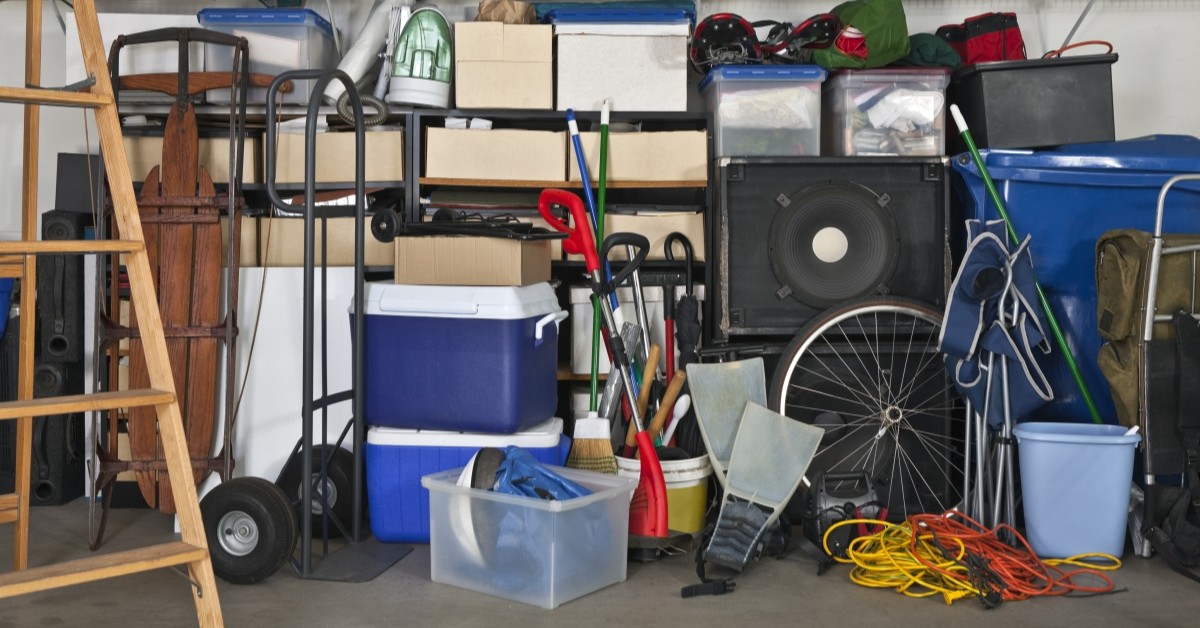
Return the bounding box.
[701,65,827,157]
[822,67,950,156]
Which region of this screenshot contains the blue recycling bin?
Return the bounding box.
[951,135,1200,423]
[0,278,12,336]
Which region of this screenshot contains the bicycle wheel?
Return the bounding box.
[769,296,965,519]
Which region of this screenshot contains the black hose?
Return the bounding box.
[337,89,389,126]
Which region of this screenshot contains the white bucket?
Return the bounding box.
[617,454,712,534]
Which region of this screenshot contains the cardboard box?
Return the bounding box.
[555,23,689,112]
[425,128,566,181]
[123,135,260,184]
[256,217,393,267]
[273,130,404,184]
[568,131,707,182]
[566,211,705,262]
[455,22,552,109]
[220,215,259,267]
[394,236,551,286]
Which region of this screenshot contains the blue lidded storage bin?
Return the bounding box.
[701,66,828,158]
[952,135,1200,422]
[360,282,566,433]
[366,418,570,543]
[0,279,12,336]
[1014,422,1140,558]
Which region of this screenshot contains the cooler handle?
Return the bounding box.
[379,298,479,316]
[534,310,569,346]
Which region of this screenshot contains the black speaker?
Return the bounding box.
[712,157,950,342]
[38,210,92,362]
[55,153,105,214]
[0,308,19,493]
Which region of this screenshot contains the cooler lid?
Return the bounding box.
[364,281,562,320]
[700,65,827,92]
[954,135,1200,187]
[367,417,563,448]
[197,8,334,38]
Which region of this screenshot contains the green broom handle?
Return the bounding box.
[589,102,612,410]
[950,105,1104,424]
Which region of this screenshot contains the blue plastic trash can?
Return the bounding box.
[1013,422,1140,558]
[952,135,1200,422]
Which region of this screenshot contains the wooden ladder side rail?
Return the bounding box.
[1,1,224,626]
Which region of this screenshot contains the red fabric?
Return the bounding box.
[936,12,1026,65]
[833,26,868,60]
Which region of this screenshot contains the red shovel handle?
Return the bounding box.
[630,430,669,539]
[538,189,600,271]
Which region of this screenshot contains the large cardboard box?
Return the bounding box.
[455,22,552,109]
[256,217,393,267]
[568,131,707,182]
[567,211,705,262]
[425,128,565,181]
[555,22,689,112]
[123,135,260,184]
[273,130,404,184]
[394,236,551,286]
[220,216,259,267]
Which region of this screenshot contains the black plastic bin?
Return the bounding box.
[948,53,1118,153]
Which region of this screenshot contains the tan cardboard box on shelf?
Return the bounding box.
[123,135,260,184]
[254,217,394,267]
[568,130,707,182]
[566,211,705,262]
[455,22,553,109]
[220,215,259,266]
[273,130,405,183]
[394,236,552,286]
[425,128,566,181]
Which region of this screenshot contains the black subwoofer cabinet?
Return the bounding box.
[710,157,951,342]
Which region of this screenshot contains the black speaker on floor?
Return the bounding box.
[0,308,19,494]
[30,359,86,506]
[711,157,950,342]
[38,210,92,362]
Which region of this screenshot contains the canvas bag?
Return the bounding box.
[936,12,1026,65]
[810,0,910,70]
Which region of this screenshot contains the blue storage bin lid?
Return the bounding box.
[197,8,333,38]
[954,135,1200,189]
[700,65,828,92]
[545,7,694,24]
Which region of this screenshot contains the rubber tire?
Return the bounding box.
[201,477,298,585]
[276,445,356,539]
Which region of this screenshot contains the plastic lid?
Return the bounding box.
[953,53,1118,81]
[368,417,563,447]
[197,8,334,38]
[545,8,693,24]
[363,281,562,320]
[955,135,1200,182]
[700,65,828,92]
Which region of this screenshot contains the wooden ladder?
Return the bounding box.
[0,1,223,625]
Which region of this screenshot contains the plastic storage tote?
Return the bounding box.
[359,281,567,433]
[702,65,827,157]
[822,67,950,156]
[951,135,1200,422]
[366,418,571,543]
[423,464,636,609]
[1014,422,1140,558]
[197,8,338,105]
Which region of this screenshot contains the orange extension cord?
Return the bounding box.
[822,510,1121,607]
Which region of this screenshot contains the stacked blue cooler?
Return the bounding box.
[952,135,1200,422]
[359,281,570,542]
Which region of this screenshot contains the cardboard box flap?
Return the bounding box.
[456,22,551,62]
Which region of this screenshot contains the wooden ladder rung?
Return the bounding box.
[0,493,16,525]
[0,541,207,599]
[0,240,144,255]
[0,388,174,421]
[0,85,110,108]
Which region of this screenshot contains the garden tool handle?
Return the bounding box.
[648,371,687,442]
[601,232,650,289]
[537,189,599,271]
[664,231,695,297]
[627,344,662,447]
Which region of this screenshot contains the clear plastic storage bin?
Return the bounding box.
[701,65,827,158]
[822,68,950,156]
[197,8,338,105]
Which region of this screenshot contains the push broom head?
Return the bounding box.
[566,412,618,475]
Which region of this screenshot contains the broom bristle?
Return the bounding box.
[566,415,618,475]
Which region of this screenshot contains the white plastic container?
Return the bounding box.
[701,65,827,157]
[423,465,636,609]
[198,9,339,105]
[822,68,951,156]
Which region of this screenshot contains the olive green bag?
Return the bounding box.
[810,0,911,70]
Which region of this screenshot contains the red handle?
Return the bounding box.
[630,430,669,539]
[538,189,600,272]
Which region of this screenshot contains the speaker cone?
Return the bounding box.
[768,181,900,309]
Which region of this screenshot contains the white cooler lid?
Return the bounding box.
[361,281,561,320]
[367,417,563,448]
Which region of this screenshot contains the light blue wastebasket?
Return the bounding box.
[1014,422,1140,558]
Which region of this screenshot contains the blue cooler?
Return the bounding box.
[366,418,571,542]
[361,282,567,433]
[952,135,1200,422]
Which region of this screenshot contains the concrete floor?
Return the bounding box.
[2,500,1199,627]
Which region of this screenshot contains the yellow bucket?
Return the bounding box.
[617,454,712,534]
